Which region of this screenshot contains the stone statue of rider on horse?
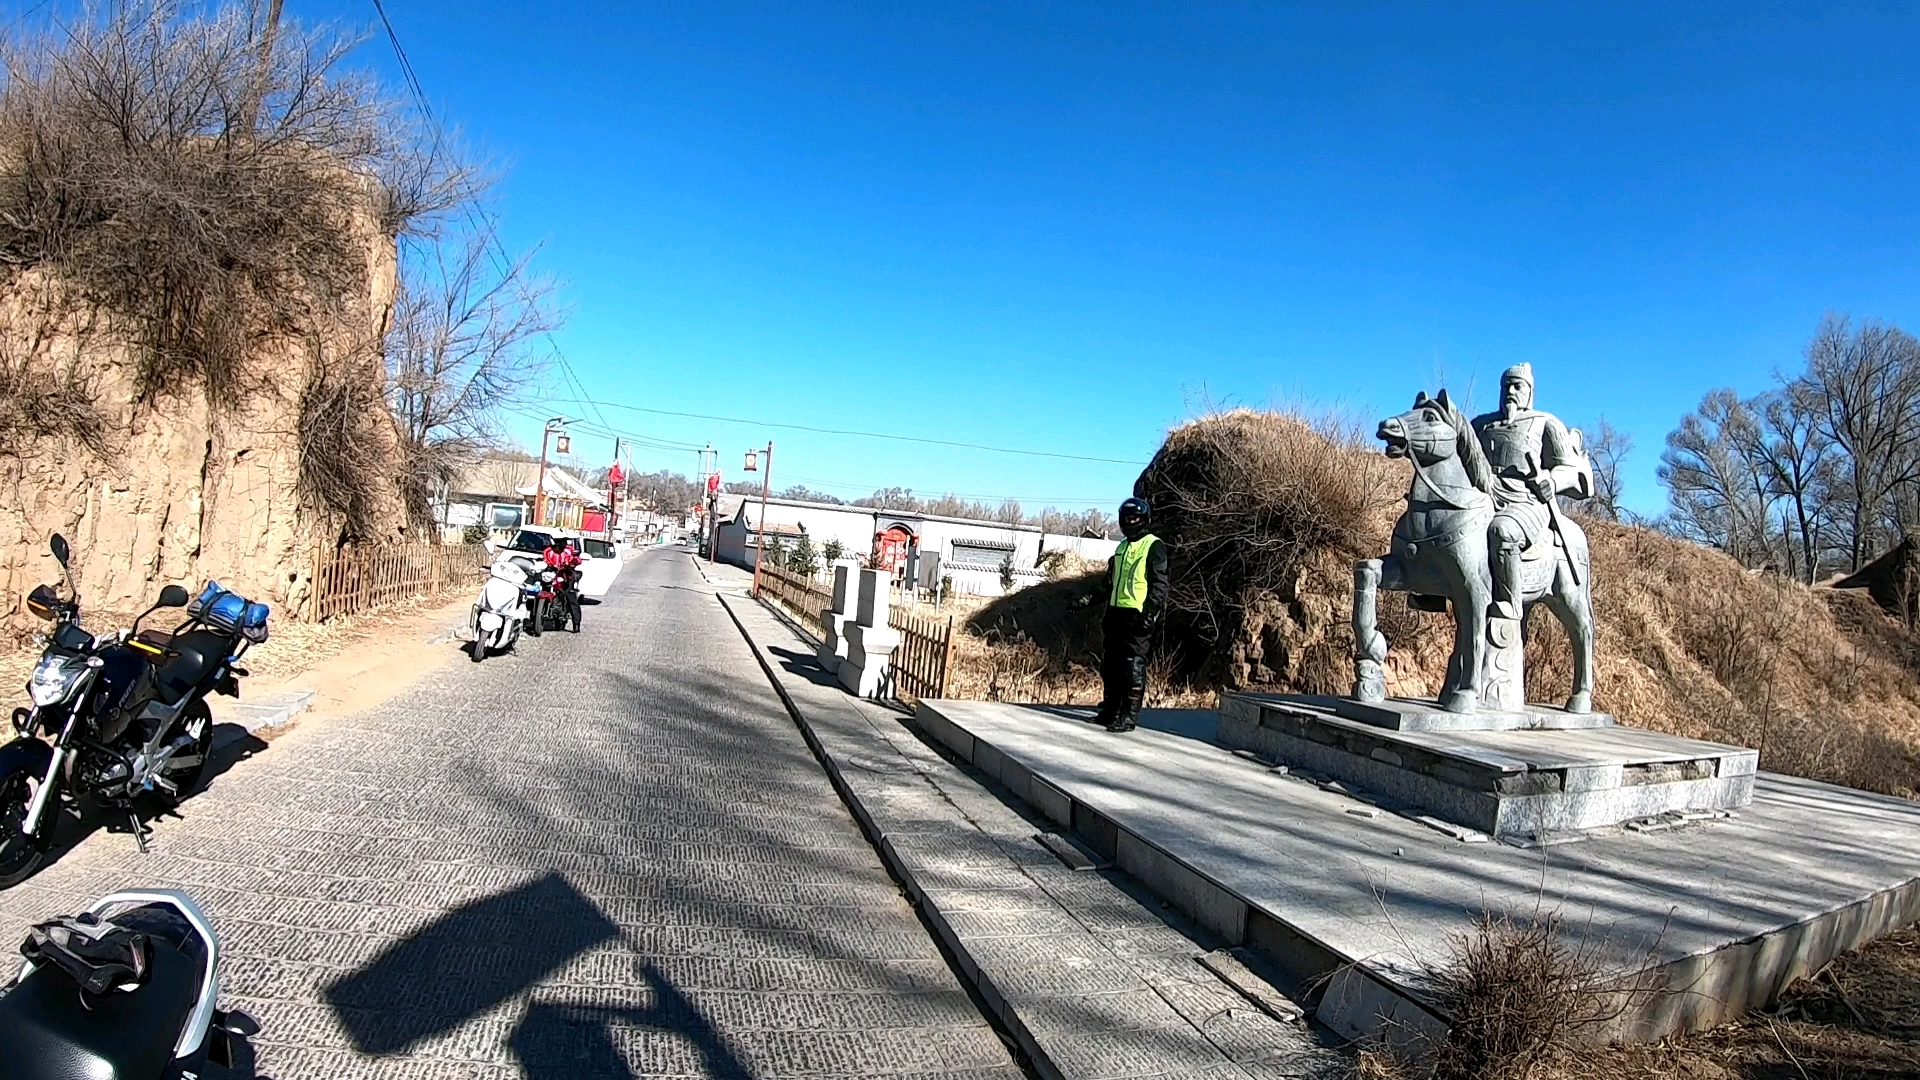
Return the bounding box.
[1353,364,1597,716]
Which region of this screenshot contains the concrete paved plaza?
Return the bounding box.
[0,549,1021,1079]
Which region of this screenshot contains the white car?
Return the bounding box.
[575,536,622,597]
[501,528,621,598]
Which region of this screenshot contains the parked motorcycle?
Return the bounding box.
[0,535,268,887]
[469,550,540,662]
[0,888,258,1078]
[537,540,584,634]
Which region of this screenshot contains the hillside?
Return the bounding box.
[967,409,1920,797]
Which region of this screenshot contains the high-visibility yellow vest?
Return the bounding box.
[1109,534,1160,611]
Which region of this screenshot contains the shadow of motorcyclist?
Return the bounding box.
[323,872,620,1056]
[508,963,751,1080]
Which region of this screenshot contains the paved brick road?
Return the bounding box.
[0,549,1021,1079]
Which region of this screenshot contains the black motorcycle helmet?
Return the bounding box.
[1118,497,1151,541]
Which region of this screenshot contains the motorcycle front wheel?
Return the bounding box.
[525,598,542,637]
[470,632,487,662]
[0,768,48,889]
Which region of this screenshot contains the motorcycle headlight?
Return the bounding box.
[28,655,84,707]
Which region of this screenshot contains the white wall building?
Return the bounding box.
[710,495,1120,597]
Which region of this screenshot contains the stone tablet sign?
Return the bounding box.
[1353,366,1598,721]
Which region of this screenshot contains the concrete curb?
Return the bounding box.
[213,689,315,735]
[717,589,1338,1080]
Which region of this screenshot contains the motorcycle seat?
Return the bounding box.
[0,935,200,1080]
[152,629,237,706]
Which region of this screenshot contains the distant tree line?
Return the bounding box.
[1658,314,1920,583]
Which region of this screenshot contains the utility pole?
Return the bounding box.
[534,417,567,527]
[749,441,774,598]
[607,437,621,542]
[702,443,717,565]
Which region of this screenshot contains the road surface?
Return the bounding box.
[0,548,1021,1079]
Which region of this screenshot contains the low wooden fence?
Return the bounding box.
[309,542,491,623]
[888,607,956,702]
[756,561,834,633]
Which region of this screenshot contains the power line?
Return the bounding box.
[368,0,616,437]
[536,399,1150,466]
[778,472,1116,507]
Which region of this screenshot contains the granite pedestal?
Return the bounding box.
[1220,694,1755,838]
[914,699,1920,1051]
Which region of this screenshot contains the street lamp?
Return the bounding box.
[748,441,773,597]
[534,417,567,527]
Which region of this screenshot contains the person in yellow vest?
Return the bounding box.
[1093,497,1168,733]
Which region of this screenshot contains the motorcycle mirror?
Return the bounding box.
[49,534,69,567]
[157,584,191,608]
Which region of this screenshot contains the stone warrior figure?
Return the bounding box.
[1351,370,1597,715]
[1473,363,1593,624]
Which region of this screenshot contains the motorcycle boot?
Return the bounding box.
[1106,655,1147,733]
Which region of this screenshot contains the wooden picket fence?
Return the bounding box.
[309,542,491,623]
[888,606,956,703]
[756,561,834,633]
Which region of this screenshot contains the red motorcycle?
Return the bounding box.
[534,540,583,634]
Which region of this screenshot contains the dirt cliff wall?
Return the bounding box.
[0,227,407,636]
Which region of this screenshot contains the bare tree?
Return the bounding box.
[0,1,465,406]
[1578,417,1632,522]
[1748,384,1836,583]
[1802,314,1920,571]
[993,498,1024,525]
[1659,390,1776,567]
[384,231,556,524]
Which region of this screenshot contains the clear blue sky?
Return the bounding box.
[38,1,1920,515]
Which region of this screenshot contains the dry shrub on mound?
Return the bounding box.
[964,407,1920,795]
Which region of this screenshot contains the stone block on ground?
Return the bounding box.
[830,559,861,614]
[855,568,893,628]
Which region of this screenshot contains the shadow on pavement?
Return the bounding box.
[323,872,752,1079]
[769,645,841,690]
[510,964,751,1080]
[15,723,267,888]
[323,873,620,1055]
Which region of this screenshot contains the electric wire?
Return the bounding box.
[536,399,1150,466]
[370,0,617,438]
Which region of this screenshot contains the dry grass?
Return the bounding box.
[953,408,1920,797]
[1358,917,1920,1080]
[1520,924,1920,1080]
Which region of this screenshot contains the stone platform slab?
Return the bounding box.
[1220,694,1756,838]
[1314,694,1617,732]
[916,699,1920,1049]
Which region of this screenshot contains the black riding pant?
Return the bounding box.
[1100,607,1151,712]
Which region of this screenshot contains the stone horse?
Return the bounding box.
[1352,390,1595,714]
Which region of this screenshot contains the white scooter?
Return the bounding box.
[0,889,257,1078]
[469,550,541,662]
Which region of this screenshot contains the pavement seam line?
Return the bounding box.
[715,584,1287,1079]
[711,587,1052,1080]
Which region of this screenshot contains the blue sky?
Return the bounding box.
[30,1,1920,515]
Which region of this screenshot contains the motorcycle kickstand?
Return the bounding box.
[127,811,150,855]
